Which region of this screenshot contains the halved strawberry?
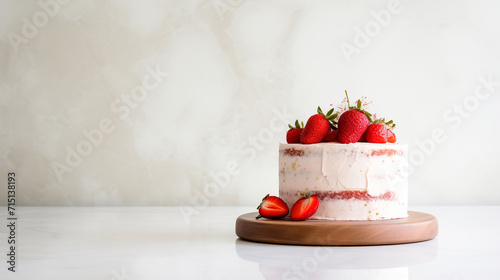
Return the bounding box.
[256,194,289,220]
[365,123,387,143]
[365,118,397,144]
[286,120,304,144]
[290,193,319,221]
[387,129,396,143]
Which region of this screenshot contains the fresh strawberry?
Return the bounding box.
[365,118,397,143]
[387,129,396,143]
[287,129,302,143]
[337,91,372,144]
[365,124,388,143]
[322,130,338,142]
[290,193,319,221]
[300,107,337,144]
[256,194,289,220]
[286,120,304,144]
[358,132,367,142]
[300,114,330,144]
[337,110,370,143]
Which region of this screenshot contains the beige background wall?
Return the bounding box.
[1,0,499,206]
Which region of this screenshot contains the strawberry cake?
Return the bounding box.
[279,143,408,220]
[278,92,408,221]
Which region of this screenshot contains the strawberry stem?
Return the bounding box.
[345,90,350,108]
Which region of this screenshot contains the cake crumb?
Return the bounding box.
[364,204,367,207]
[376,213,379,215]
[306,188,309,190]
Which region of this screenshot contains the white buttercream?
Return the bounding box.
[279,142,408,220]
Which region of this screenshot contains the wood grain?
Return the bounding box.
[235,211,438,246]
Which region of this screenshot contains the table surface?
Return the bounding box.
[0,206,499,279]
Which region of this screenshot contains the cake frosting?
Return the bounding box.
[279,142,408,220]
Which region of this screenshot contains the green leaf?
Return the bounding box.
[357,100,361,109]
[327,113,338,120]
[295,120,300,128]
[317,106,323,115]
[326,108,334,117]
[301,121,304,128]
[288,124,293,129]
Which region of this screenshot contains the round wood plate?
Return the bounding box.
[236,211,438,246]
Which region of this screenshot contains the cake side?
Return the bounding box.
[279,142,408,220]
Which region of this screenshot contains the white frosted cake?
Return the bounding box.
[279,142,408,220]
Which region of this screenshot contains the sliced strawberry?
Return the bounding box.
[387,129,396,143]
[322,130,338,142]
[364,118,397,144]
[256,194,289,220]
[365,124,388,143]
[290,194,319,221]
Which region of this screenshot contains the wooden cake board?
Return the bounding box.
[235,211,438,246]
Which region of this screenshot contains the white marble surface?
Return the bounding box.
[0,206,498,279]
[1,1,500,207]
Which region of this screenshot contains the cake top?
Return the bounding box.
[287,91,398,145]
